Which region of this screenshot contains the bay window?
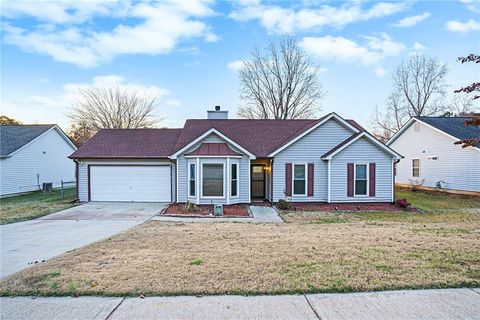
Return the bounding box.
[188,163,196,197]
[202,163,224,197]
[231,163,238,197]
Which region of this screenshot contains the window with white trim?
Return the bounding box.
[188,163,196,197]
[202,163,224,197]
[412,159,420,177]
[231,163,238,197]
[355,164,367,196]
[412,159,420,178]
[293,164,306,195]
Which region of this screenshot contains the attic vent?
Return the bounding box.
[414,122,420,132]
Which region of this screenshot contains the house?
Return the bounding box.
[387,116,480,194]
[69,108,402,204]
[0,124,77,196]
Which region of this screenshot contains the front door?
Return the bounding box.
[251,165,265,198]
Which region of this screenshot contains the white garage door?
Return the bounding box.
[90,166,171,202]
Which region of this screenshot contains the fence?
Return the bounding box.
[60,180,76,199]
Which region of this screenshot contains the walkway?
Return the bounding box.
[1,288,479,320]
[151,205,283,223]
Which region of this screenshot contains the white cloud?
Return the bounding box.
[445,19,480,33]
[393,12,430,27]
[230,1,409,33]
[299,33,405,76]
[166,99,182,107]
[459,0,480,13]
[1,0,218,67]
[227,60,246,71]
[408,42,427,56]
[1,75,173,128]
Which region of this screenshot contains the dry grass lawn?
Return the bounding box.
[1,218,479,296]
[1,188,479,296]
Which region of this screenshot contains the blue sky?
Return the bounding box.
[1,0,479,130]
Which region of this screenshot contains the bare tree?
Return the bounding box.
[68,87,159,140]
[453,54,480,148]
[237,37,323,119]
[372,54,448,140]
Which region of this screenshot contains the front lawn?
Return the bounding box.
[0,188,77,224]
[1,187,478,296]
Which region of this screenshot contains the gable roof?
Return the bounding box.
[321,131,403,160]
[174,119,320,157]
[69,113,369,159]
[387,116,480,149]
[0,124,55,157]
[69,128,182,159]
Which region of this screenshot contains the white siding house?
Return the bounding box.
[387,117,480,193]
[0,125,77,196]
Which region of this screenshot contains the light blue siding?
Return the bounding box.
[272,118,353,202]
[330,137,393,202]
[176,133,250,204]
[389,120,480,192]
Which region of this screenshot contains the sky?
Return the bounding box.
[1,0,479,131]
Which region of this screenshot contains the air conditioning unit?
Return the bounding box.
[42,182,53,193]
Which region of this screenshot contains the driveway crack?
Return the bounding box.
[303,294,322,320]
[105,297,126,320]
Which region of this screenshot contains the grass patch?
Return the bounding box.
[396,188,480,212]
[191,258,203,266]
[0,188,76,224]
[1,219,478,296]
[411,227,471,234]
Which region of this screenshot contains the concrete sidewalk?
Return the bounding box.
[1,288,479,320]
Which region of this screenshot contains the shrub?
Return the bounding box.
[395,198,410,209]
[184,201,197,212]
[191,258,203,266]
[278,199,290,210]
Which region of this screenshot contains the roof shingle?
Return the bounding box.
[0,125,55,157]
[415,116,480,148]
[69,128,182,159]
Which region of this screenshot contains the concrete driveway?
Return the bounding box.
[0,202,166,278]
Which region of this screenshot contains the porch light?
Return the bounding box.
[264,166,271,173]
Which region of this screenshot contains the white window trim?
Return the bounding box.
[292,163,308,196]
[201,161,225,199]
[354,163,369,197]
[230,160,239,198]
[412,158,420,177]
[188,161,196,197]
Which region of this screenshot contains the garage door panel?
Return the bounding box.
[90,166,171,202]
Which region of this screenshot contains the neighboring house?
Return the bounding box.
[387,116,480,194]
[0,125,77,196]
[70,108,402,204]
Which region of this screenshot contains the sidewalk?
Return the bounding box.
[1,288,479,320]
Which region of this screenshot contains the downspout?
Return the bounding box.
[170,159,175,203]
[74,159,79,201]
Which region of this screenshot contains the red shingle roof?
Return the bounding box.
[69,128,182,159]
[185,143,242,156]
[70,115,366,159]
[174,119,322,157]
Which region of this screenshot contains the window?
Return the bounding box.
[231,163,238,197]
[355,164,367,196]
[202,163,224,197]
[412,159,420,177]
[293,164,306,195]
[189,163,196,197]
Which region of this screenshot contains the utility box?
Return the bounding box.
[214,204,223,216]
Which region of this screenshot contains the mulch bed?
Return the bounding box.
[163,203,250,218]
[279,202,409,212]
